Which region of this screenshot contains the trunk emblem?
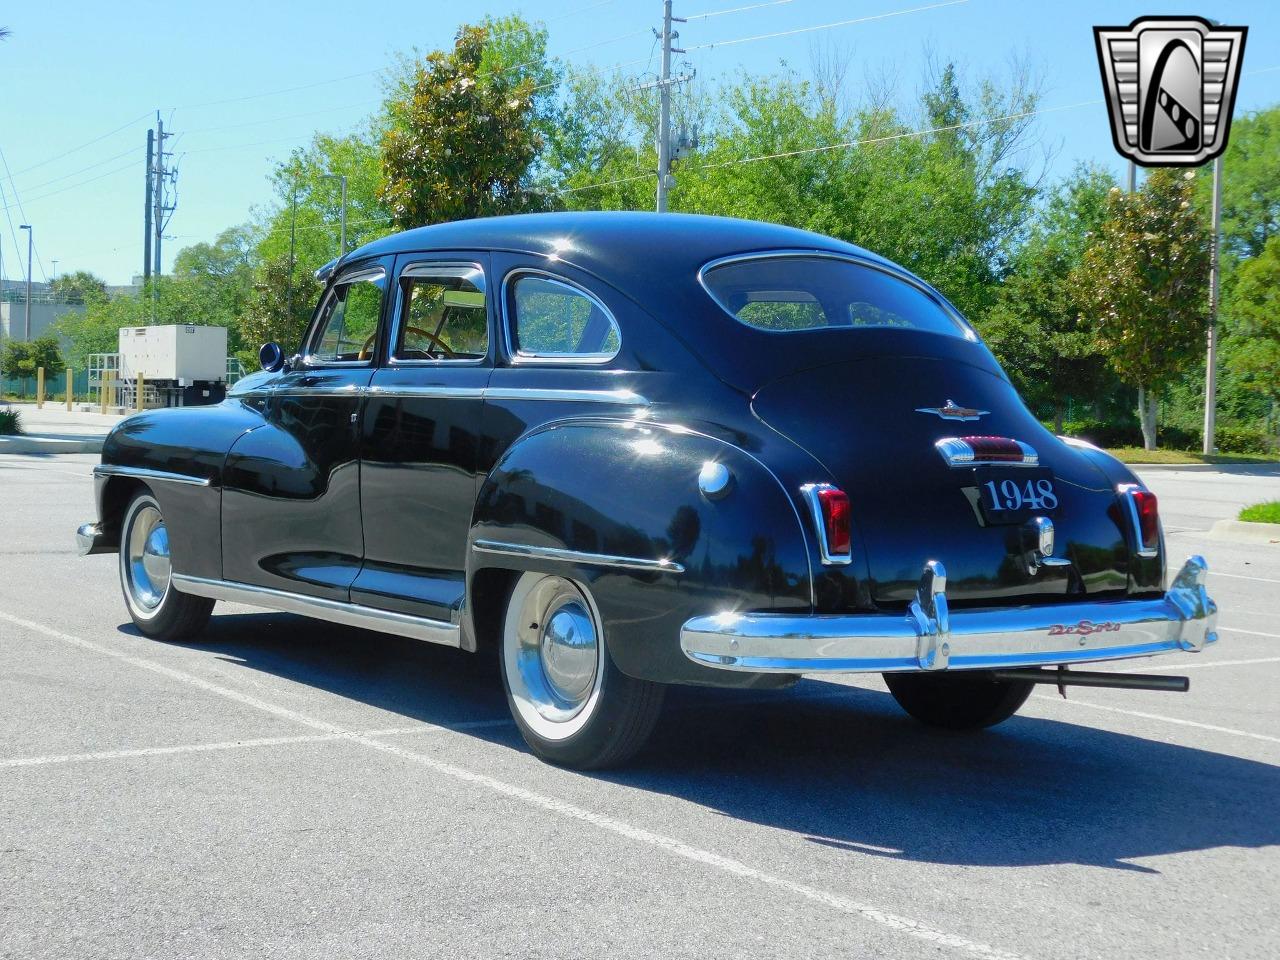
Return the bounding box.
[916,399,989,421]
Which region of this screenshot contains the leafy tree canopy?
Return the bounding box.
[49,270,107,304]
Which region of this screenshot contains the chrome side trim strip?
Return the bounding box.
[680,555,1217,674]
[482,387,648,405]
[93,464,212,487]
[472,539,684,574]
[367,385,487,399]
[170,574,462,648]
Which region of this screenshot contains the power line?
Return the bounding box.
[10,145,136,194]
[685,0,798,21]
[0,159,139,210]
[687,0,969,50]
[0,144,48,282]
[6,110,151,177]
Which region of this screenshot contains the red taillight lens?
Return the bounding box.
[816,487,852,556]
[1131,489,1159,549]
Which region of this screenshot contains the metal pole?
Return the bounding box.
[144,129,154,284]
[339,175,347,257]
[153,116,164,282]
[656,0,673,213]
[1202,155,1223,455]
[1126,160,1136,193]
[20,224,31,341]
[285,178,299,325]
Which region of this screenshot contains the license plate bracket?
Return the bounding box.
[972,466,1058,525]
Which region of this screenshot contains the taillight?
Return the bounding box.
[802,484,852,565]
[1119,484,1160,557]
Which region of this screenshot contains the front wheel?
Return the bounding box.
[500,571,664,769]
[119,490,214,640]
[883,671,1033,730]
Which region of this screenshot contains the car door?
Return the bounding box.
[220,258,389,601]
[350,253,493,621]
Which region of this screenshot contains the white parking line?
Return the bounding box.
[1033,696,1280,746]
[1114,656,1280,673]
[1213,571,1280,585]
[0,609,1027,960]
[0,719,517,770]
[1219,626,1280,640]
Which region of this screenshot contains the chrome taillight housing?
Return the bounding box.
[801,483,852,565]
[1118,483,1160,557]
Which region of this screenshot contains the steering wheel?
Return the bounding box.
[359,327,456,360]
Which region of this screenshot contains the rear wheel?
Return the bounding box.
[884,671,1033,730]
[119,490,214,640]
[500,571,664,769]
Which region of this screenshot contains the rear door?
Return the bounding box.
[351,254,492,621]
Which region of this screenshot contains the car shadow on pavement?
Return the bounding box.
[150,612,1280,873]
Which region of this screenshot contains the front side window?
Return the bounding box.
[309,270,385,363]
[395,266,488,362]
[701,255,968,338]
[508,274,621,361]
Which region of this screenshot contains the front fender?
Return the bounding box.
[468,419,812,687]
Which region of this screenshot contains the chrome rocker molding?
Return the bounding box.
[680,555,1217,674]
[170,574,462,648]
[472,539,685,574]
[93,464,213,487]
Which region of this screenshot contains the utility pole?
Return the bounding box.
[19,224,32,341]
[144,128,153,284]
[285,178,299,324]
[653,0,691,212]
[150,113,177,320]
[1126,160,1136,193]
[1203,155,1223,455]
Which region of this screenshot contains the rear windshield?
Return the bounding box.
[700,255,968,338]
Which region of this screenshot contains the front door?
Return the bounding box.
[351,253,492,621]
[221,258,389,600]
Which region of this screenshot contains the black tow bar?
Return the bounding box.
[991,666,1189,694]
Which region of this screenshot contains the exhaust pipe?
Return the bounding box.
[991,666,1188,693]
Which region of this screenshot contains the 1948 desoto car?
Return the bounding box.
[77,212,1219,769]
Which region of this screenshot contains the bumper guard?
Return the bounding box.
[680,555,1218,674]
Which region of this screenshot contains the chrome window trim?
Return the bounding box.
[501,268,622,365]
[799,482,852,566]
[1117,482,1161,558]
[93,464,212,487]
[473,539,684,574]
[387,260,490,367]
[302,266,387,368]
[696,248,976,340]
[171,574,461,648]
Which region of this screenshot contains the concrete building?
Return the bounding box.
[0,298,86,349]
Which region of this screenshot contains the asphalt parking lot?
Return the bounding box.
[1,453,1277,960]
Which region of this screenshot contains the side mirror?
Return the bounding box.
[259,342,285,373]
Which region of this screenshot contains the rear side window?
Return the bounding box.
[508,274,621,361]
[395,265,488,362]
[701,255,967,338]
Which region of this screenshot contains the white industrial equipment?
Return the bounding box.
[116,325,229,408]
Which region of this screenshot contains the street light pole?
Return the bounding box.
[1202,155,1223,455]
[19,224,32,341]
[321,174,348,259]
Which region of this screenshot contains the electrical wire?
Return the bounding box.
[685,0,798,22]
[687,0,968,50]
[6,110,151,178]
[10,146,137,194]
[0,145,48,281]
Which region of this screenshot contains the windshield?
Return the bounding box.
[700,254,970,338]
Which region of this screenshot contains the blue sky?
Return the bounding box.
[1,1,1277,285]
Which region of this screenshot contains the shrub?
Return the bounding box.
[1214,426,1276,455]
[0,406,21,436]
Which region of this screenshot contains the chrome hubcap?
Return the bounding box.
[505,575,604,739]
[126,504,170,611]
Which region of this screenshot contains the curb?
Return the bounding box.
[1208,519,1280,545]
[0,435,104,455]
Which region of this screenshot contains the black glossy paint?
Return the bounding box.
[92,212,1157,688]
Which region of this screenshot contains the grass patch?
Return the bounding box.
[0,406,22,435]
[1107,446,1279,465]
[1239,501,1280,524]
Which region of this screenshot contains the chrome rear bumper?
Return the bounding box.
[681,555,1218,674]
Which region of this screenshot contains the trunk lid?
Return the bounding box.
[753,354,1129,608]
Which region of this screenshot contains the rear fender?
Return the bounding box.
[467,419,812,687]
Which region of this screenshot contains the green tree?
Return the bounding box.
[49,270,107,304]
[2,335,64,393]
[980,165,1116,430]
[1196,106,1280,260]
[380,22,550,228]
[1073,170,1211,450]
[1229,233,1280,417]
[240,252,320,367]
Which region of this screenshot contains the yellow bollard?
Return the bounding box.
[135,372,145,412]
[100,371,112,415]
[66,367,73,411]
[36,367,44,409]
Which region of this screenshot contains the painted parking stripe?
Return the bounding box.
[1219,626,1280,640]
[1033,696,1280,746]
[1115,656,1280,673]
[1212,571,1280,585]
[0,609,1027,960]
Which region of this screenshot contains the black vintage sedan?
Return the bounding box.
[77,212,1219,768]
